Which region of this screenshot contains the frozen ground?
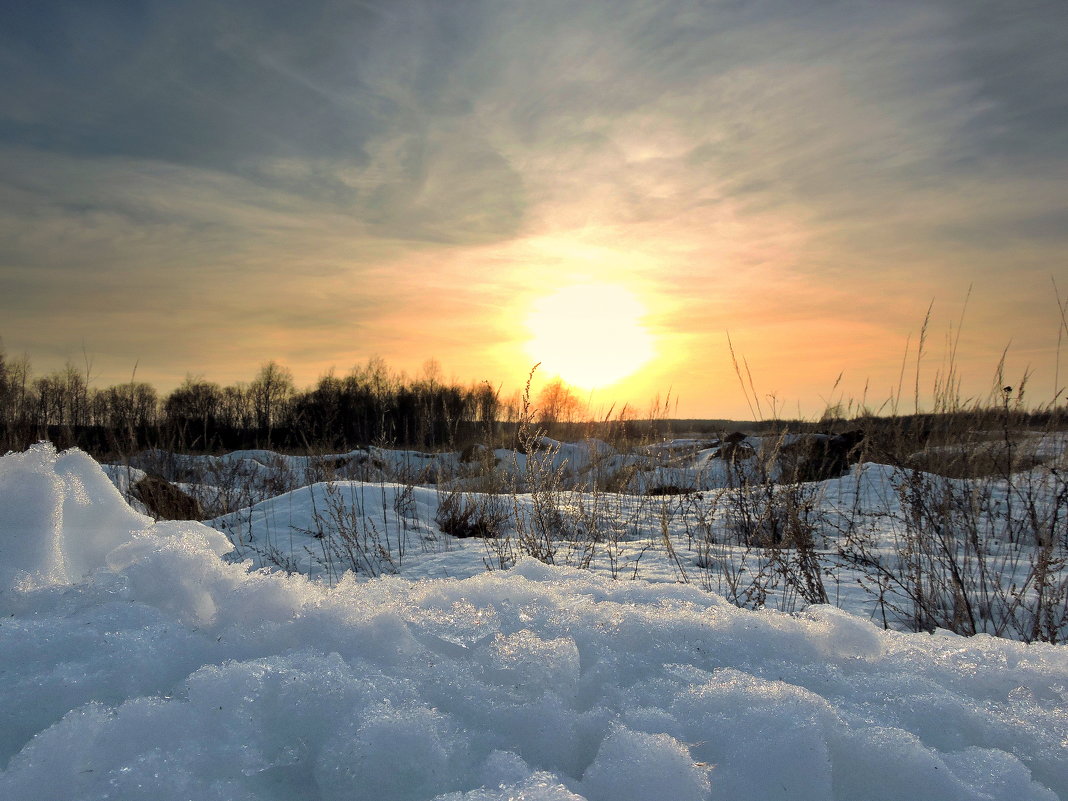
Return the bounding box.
[1,443,1067,800]
[184,435,1067,639]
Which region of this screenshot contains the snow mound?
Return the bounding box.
[0,443,234,617]
[1,446,1066,800]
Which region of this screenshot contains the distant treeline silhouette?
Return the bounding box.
[4,345,1060,458]
[0,351,507,455]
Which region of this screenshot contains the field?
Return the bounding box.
[102,421,1068,643]
[2,416,1067,800]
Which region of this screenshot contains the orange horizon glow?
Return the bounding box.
[6,219,1064,421]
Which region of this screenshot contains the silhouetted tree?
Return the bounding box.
[537,379,582,427]
[164,377,222,449]
[249,361,294,446]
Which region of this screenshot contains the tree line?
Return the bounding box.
[0,349,535,455]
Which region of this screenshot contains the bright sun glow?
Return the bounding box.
[525,283,655,388]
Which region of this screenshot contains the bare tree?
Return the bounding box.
[249,361,294,446]
[537,379,582,428]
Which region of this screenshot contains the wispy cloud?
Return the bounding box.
[1,0,1065,411]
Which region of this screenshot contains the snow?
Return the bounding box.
[194,457,1064,642]
[2,443,1067,800]
[0,446,153,589]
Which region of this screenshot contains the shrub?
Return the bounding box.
[435,490,510,539]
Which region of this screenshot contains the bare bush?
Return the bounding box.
[304,482,402,580]
[435,489,510,539]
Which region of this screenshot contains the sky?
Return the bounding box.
[1,0,1067,418]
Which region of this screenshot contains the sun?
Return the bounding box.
[524,283,656,388]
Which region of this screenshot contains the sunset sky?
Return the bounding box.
[2,0,1066,418]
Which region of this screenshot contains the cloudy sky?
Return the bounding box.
[2,0,1066,417]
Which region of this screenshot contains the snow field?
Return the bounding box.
[202,454,1066,641]
[2,444,1067,800]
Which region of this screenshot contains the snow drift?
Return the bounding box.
[2,444,1066,800]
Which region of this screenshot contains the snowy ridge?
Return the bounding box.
[1,444,1067,800]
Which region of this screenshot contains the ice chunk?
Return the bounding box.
[0,444,68,593]
[433,772,587,801]
[55,447,154,578]
[0,444,156,598]
[485,629,581,699]
[581,724,709,801]
[478,749,532,788]
[103,521,243,625]
[670,669,835,801]
[314,701,464,801]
